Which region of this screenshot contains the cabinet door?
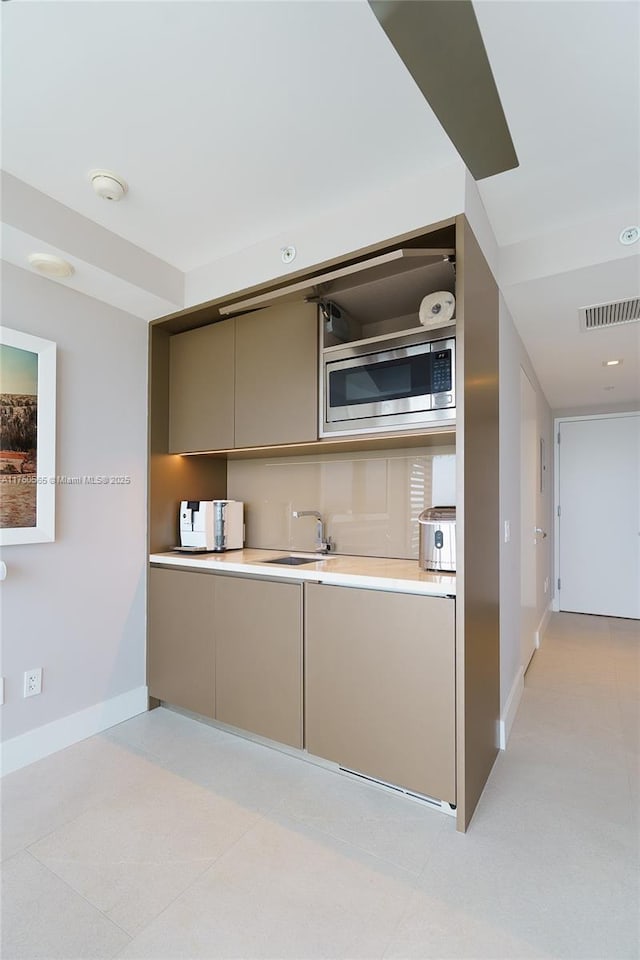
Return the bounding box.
[234,301,318,448]
[148,567,215,717]
[169,319,235,453]
[214,576,303,747]
[305,584,455,803]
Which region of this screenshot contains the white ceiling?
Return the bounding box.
[1,0,639,411]
[504,256,640,409]
[474,0,640,246]
[1,0,457,270]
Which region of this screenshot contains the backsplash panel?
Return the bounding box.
[228,446,455,559]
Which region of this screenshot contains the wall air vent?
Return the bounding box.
[579,297,640,331]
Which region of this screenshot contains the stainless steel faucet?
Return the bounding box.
[292,510,333,553]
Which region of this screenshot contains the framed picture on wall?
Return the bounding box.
[0,327,56,544]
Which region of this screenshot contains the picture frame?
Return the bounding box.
[0,327,56,545]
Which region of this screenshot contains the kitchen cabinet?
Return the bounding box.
[148,566,303,747]
[168,299,318,453]
[234,300,318,448]
[148,567,215,718]
[305,582,455,803]
[169,318,235,453]
[150,213,500,830]
[214,575,303,747]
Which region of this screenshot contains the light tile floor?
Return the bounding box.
[1,612,638,959]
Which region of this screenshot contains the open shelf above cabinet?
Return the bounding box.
[320,256,456,348]
[219,247,454,320]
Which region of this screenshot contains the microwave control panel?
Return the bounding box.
[431,348,453,393]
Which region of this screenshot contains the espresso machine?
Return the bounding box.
[178,500,244,552]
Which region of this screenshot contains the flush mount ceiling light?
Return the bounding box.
[89,169,128,201]
[619,225,640,245]
[602,359,623,367]
[27,253,74,278]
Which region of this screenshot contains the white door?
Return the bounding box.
[558,414,640,618]
[520,370,539,669]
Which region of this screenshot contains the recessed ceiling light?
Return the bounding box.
[619,225,639,245]
[27,253,75,278]
[89,169,128,201]
[603,359,623,367]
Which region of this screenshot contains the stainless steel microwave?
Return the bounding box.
[321,328,455,436]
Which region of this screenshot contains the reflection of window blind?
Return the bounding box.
[409,459,430,555]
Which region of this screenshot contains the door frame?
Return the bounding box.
[552,410,639,613]
[520,367,539,671]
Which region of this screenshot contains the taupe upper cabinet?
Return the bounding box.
[234,301,318,448]
[169,319,235,453]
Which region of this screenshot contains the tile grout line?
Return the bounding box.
[110,811,273,952]
[20,848,135,945]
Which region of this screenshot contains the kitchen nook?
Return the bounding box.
[148,214,499,832]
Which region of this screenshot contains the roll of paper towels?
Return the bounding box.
[419,291,455,329]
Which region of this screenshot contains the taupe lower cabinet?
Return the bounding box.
[148,567,216,718]
[305,583,456,803]
[167,300,318,453]
[148,567,303,748]
[215,576,303,748]
[148,567,454,801]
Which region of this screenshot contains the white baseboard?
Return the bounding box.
[0,685,148,777]
[498,605,552,750]
[498,667,524,750]
[535,604,552,647]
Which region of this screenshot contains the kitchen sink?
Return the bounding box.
[263,555,319,566]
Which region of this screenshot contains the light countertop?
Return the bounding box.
[150,548,456,598]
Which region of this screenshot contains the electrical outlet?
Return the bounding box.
[24,668,42,698]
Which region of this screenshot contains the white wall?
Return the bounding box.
[432,181,554,741]
[186,162,465,306]
[0,262,148,769]
[464,172,499,279]
[499,295,554,728]
[2,173,183,321]
[554,401,640,418]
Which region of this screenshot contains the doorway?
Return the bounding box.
[556,413,640,619]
